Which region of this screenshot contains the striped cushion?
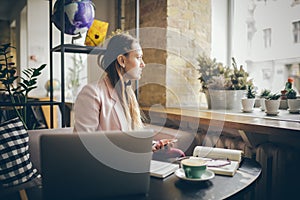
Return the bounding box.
[0,117,39,187]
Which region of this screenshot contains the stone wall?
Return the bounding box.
[124,0,211,108]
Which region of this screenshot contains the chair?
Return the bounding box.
[0,176,42,200]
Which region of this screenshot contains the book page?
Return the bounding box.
[207,161,240,176]
[193,146,243,162]
[150,160,179,178]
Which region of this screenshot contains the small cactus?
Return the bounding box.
[286,89,297,99]
[266,93,281,100]
[246,85,256,99]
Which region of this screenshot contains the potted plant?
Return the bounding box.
[0,43,46,129]
[279,78,294,109]
[286,88,300,114]
[241,84,256,112]
[259,89,271,111]
[197,54,249,110]
[264,93,281,116]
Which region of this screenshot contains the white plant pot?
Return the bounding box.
[254,98,261,108]
[241,98,255,112]
[205,90,226,110]
[279,99,288,110]
[287,99,300,114]
[226,90,246,111]
[260,98,266,111]
[265,99,280,116]
[205,89,245,110]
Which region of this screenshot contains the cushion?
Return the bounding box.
[0,117,39,187]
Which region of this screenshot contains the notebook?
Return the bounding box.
[40,130,154,200]
[150,160,179,178]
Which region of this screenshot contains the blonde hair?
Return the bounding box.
[98,33,144,130]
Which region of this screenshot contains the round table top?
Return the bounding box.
[147,158,261,200]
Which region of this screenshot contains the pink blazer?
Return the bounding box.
[73,75,130,132]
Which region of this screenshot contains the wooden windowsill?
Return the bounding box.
[142,107,300,136]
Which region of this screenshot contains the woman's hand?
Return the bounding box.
[152,139,177,152]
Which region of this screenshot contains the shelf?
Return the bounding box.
[0,101,62,107]
[51,44,106,55]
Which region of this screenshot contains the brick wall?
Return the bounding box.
[124,0,211,108]
[166,0,211,107]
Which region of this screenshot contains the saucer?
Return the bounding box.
[242,109,253,113]
[288,109,300,114]
[175,168,215,182]
[265,111,279,116]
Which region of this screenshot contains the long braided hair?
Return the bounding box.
[98,33,144,130]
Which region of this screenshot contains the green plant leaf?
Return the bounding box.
[28,79,37,86]
[8,69,16,75]
[7,62,15,66]
[26,86,37,94]
[23,68,33,74]
[32,65,46,77]
[11,86,21,92]
[9,76,18,83]
[32,70,41,77]
[22,70,31,78]
[38,64,47,71]
[19,82,28,90]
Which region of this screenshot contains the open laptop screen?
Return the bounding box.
[40,130,154,200]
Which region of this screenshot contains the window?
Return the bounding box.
[263,28,272,48]
[291,0,300,7]
[292,21,300,43]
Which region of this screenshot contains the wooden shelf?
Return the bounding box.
[51,44,106,55]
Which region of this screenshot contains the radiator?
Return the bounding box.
[255,143,300,200]
[198,133,300,200]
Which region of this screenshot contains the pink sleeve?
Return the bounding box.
[73,84,101,132]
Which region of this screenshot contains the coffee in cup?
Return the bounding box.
[181,158,207,179]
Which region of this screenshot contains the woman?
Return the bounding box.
[74,33,184,155]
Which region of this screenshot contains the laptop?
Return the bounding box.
[40,130,154,200]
